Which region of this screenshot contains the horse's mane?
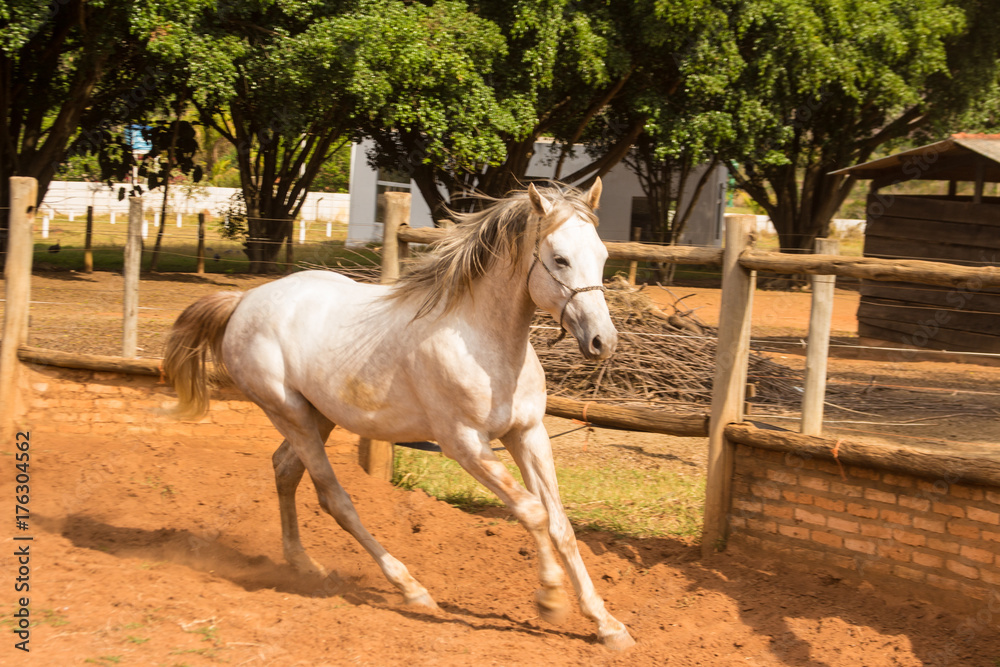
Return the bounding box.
[386,184,599,319]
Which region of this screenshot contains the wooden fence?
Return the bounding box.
[3,180,1000,562]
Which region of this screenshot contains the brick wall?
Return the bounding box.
[20,365,281,446]
[729,444,1000,610]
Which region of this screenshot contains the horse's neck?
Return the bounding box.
[462,265,536,354]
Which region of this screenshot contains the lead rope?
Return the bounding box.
[525,216,606,346]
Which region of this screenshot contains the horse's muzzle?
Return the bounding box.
[579,328,617,361]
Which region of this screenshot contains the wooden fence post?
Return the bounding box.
[196,212,206,275]
[358,192,411,481]
[702,214,756,557]
[380,192,411,285]
[801,238,839,435]
[122,196,142,358]
[627,227,641,285]
[0,177,37,440]
[84,205,94,274]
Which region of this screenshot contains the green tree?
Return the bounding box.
[0,0,210,265]
[717,0,1000,251]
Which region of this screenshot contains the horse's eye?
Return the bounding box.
[553,256,569,268]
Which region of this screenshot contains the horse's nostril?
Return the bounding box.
[592,335,602,351]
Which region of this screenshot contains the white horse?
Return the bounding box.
[163,179,635,650]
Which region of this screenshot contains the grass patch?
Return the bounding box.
[394,448,704,539]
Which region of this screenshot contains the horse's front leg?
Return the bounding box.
[502,421,635,651]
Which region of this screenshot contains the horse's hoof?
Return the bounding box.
[405,591,439,610]
[535,588,569,625]
[600,628,636,651]
[287,552,328,578]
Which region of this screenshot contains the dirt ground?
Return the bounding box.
[5,423,1000,666]
[3,269,1000,665]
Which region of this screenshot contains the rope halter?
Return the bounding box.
[525,216,606,346]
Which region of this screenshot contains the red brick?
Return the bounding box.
[766,469,797,485]
[893,529,926,547]
[778,524,810,540]
[844,538,876,555]
[898,495,931,512]
[913,516,946,533]
[847,503,878,519]
[983,530,1000,544]
[849,466,881,481]
[981,568,1000,586]
[830,481,864,498]
[950,485,984,501]
[961,583,989,600]
[986,491,1000,506]
[733,499,763,514]
[94,398,125,409]
[747,518,777,534]
[960,545,996,564]
[932,502,965,518]
[881,509,912,526]
[882,473,914,488]
[212,411,246,425]
[926,573,960,591]
[763,504,794,520]
[60,424,92,434]
[781,490,814,504]
[947,521,981,541]
[811,531,843,548]
[730,516,747,529]
[917,479,949,494]
[799,476,829,492]
[813,460,845,476]
[794,508,827,526]
[865,488,897,505]
[826,554,858,571]
[749,482,779,499]
[913,551,944,569]
[878,543,912,562]
[894,565,925,582]
[967,507,1000,525]
[861,524,893,539]
[827,517,860,534]
[946,560,979,580]
[927,537,961,555]
[814,496,846,513]
[85,383,119,394]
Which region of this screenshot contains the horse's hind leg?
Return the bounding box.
[266,394,436,609]
[273,436,328,577]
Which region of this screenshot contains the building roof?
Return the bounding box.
[830,135,1000,185]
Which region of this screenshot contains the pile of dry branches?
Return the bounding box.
[531,277,804,409]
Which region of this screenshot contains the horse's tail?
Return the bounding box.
[163,291,244,420]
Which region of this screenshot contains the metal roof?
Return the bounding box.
[830,136,1000,184]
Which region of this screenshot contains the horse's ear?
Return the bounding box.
[528,183,553,217]
[586,177,603,211]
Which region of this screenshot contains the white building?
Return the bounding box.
[347,140,727,246]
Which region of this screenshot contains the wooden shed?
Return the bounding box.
[831,135,1000,354]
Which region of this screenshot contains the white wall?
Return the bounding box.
[38,180,350,222]
[347,139,727,246]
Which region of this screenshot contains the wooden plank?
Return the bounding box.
[359,438,394,482]
[1,177,37,440]
[739,250,1000,289]
[856,315,1000,352]
[802,238,838,435]
[860,281,1000,306]
[395,225,726,266]
[18,346,161,376]
[122,197,142,358]
[627,227,641,284]
[702,214,755,556]
[725,422,1000,489]
[866,215,1000,251]
[872,194,1000,227]
[863,234,998,266]
[545,395,708,437]
[858,298,1000,337]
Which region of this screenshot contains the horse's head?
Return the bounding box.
[526,179,617,361]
